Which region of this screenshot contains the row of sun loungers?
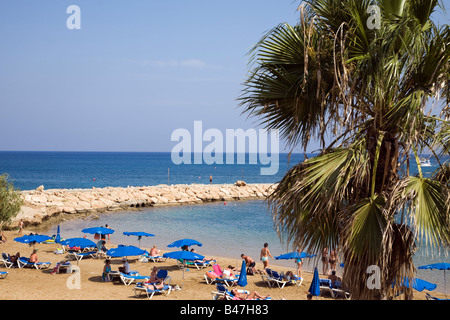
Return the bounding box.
[261,268,303,288]
[1,253,52,269]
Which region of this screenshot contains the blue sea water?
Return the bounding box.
[0,151,304,191]
[0,151,448,294]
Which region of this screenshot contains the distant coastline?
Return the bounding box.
[10,182,276,229]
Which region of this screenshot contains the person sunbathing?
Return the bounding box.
[230,289,270,300]
[9,252,20,265]
[143,278,165,291]
[149,266,159,282]
[149,245,164,262]
[29,249,39,263]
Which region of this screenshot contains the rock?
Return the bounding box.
[36,185,44,192]
[235,180,247,187]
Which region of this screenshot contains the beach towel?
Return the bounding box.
[212,264,223,276]
[206,271,219,281]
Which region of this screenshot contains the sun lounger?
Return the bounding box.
[120,273,150,286]
[319,279,335,297]
[148,255,166,262]
[210,264,239,286]
[331,281,351,299]
[425,293,449,300]
[189,259,216,270]
[1,253,15,268]
[66,251,97,261]
[211,283,270,300]
[134,282,172,299]
[0,271,8,279]
[17,257,51,269]
[205,270,219,284]
[264,270,302,288]
[212,283,248,300]
[261,268,274,286]
[133,270,172,299]
[107,270,139,283]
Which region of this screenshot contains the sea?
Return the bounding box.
[0,151,448,294]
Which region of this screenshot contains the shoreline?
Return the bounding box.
[8,182,276,229]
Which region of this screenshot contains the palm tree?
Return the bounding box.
[239,0,450,299]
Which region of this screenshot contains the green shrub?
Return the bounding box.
[0,174,23,227]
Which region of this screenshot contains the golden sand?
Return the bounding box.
[0,230,446,301]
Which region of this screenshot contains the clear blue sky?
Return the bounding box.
[0,1,448,153]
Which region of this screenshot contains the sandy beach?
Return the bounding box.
[0,230,446,301]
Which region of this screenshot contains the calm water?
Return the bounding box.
[1,151,448,294]
[0,151,304,191]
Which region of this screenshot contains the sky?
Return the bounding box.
[0,1,448,153]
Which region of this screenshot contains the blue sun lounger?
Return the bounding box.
[120,273,150,286]
[17,257,51,269]
[67,251,97,261]
[0,271,8,279]
[1,253,15,268]
[133,270,172,299]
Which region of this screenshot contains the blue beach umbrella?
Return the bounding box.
[397,277,437,292]
[308,267,320,298]
[167,238,202,249]
[163,250,205,286]
[163,250,205,261]
[82,227,115,235]
[14,234,52,244]
[55,225,61,244]
[123,231,155,248]
[60,237,97,249]
[106,245,147,258]
[418,262,450,296]
[237,259,247,288]
[275,252,316,260]
[14,234,52,249]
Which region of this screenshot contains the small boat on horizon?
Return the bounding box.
[419,157,432,167]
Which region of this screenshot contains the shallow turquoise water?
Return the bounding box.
[46,199,449,295]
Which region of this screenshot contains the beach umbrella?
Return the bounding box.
[55,225,61,244]
[123,231,155,248]
[397,277,437,292]
[82,227,115,235]
[163,250,205,261]
[418,263,450,297]
[106,245,147,259]
[308,267,320,298]
[60,237,97,249]
[163,250,205,288]
[275,252,316,260]
[237,259,247,288]
[14,234,52,249]
[167,238,202,249]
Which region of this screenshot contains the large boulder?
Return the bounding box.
[235,180,247,187]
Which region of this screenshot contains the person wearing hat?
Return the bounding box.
[29,249,39,263]
[118,258,130,274]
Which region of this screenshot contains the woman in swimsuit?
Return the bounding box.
[260,243,274,270]
[322,247,328,275]
[328,250,337,274]
[296,249,303,278]
[231,289,269,300]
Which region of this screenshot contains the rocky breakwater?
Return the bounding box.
[11,182,276,227]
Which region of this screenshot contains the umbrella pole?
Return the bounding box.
[445,270,447,298]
